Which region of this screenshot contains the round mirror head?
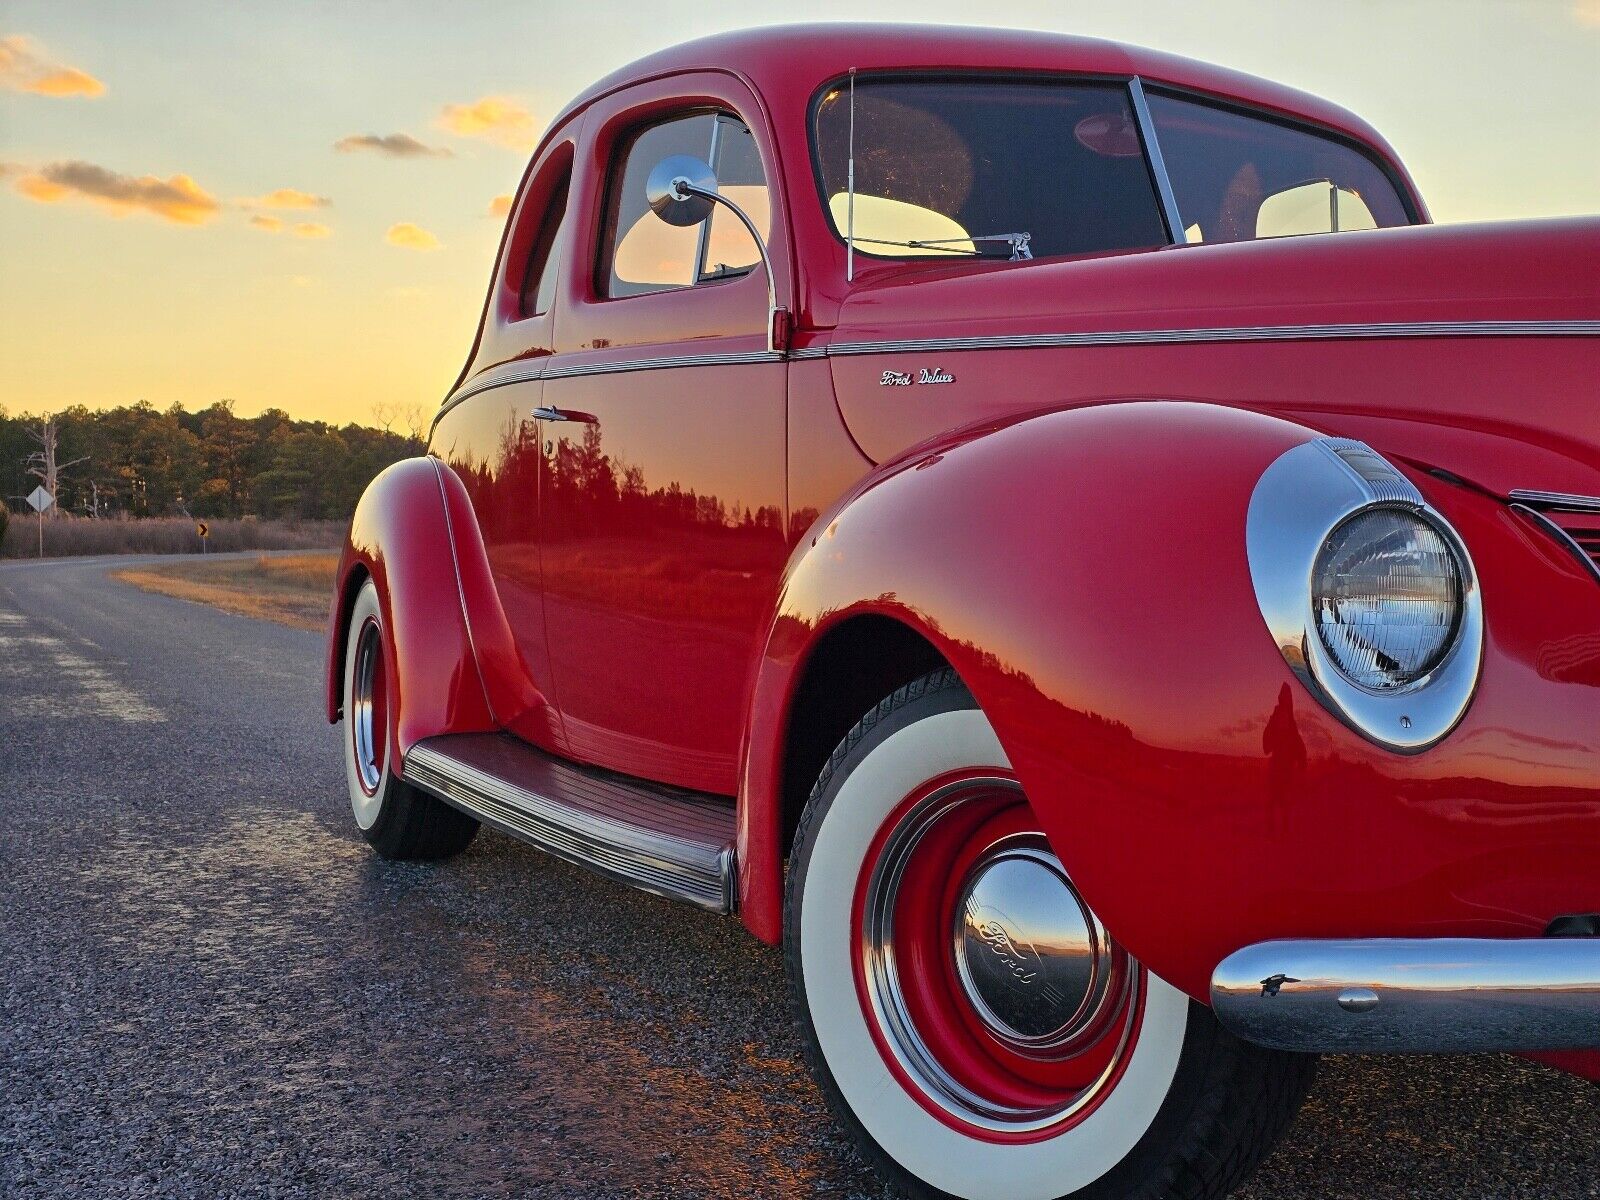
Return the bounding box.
[646,155,717,227]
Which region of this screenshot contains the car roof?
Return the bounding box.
[548,23,1396,156]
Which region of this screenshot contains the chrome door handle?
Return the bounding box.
[531,405,596,424]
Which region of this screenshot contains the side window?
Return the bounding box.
[603,111,769,299]
[1256,181,1377,239]
[1144,91,1410,245]
[519,166,571,317]
[700,116,767,280]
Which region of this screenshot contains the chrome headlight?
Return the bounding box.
[1247,438,1482,752]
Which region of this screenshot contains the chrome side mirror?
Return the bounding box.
[642,155,790,355]
[645,156,718,227]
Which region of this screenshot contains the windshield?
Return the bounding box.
[812,78,1170,261]
[1143,91,1414,243]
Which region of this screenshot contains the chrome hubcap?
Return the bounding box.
[953,843,1114,1052]
[858,780,1140,1133]
[351,619,384,795]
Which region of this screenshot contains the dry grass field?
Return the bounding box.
[112,552,338,631]
[0,515,343,559]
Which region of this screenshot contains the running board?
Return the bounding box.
[402,733,737,913]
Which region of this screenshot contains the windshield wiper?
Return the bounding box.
[852,232,1034,262]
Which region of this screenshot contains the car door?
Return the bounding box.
[429,133,577,749]
[539,79,790,796]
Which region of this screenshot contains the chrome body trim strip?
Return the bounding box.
[1511,503,1600,584]
[1212,937,1600,1054]
[1245,437,1484,753]
[438,363,545,418]
[1508,488,1600,513]
[440,350,786,416]
[403,740,738,913]
[544,349,782,380]
[824,319,1600,358]
[438,322,1598,416]
[1128,77,1185,245]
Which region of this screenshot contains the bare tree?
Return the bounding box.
[371,400,398,434]
[399,404,427,444]
[24,417,89,519]
[372,401,428,446]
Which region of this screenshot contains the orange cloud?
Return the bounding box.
[488,193,513,218]
[1575,0,1600,25]
[335,133,451,158]
[437,96,538,150]
[239,187,330,210]
[12,160,218,224]
[292,222,331,239]
[249,214,284,233]
[0,35,104,98]
[385,222,440,251]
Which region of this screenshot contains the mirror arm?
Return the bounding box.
[673,179,789,355]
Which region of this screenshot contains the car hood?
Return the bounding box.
[826,216,1600,498]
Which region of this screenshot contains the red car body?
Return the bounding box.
[329,26,1600,1083]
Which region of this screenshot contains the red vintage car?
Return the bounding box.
[327,24,1600,1200]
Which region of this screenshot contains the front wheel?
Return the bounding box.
[784,669,1315,1200]
[342,578,478,860]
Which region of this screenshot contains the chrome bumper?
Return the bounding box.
[1211,938,1600,1054]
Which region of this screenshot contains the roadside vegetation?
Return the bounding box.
[112,552,338,630]
[0,401,423,521]
[1,515,342,559]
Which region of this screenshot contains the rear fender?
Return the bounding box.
[325,457,496,757]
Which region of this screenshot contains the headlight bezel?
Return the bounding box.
[1246,438,1483,753]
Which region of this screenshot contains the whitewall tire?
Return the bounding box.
[341,578,478,860]
[784,669,1315,1200]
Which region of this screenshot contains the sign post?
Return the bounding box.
[197,521,210,553]
[25,485,54,558]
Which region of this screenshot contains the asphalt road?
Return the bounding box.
[1,554,1596,1200]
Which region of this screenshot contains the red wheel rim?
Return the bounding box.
[851,772,1145,1142]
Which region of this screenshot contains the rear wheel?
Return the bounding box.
[785,669,1315,1200]
[342,578,478,859]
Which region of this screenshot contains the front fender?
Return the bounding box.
[326,457,496,758]
[738,400,1600,1002]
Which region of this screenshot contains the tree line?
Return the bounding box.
[0,401,424,521]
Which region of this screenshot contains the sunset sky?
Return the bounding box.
[2,1,1598,427]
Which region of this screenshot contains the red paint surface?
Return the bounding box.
[740,402,1600,999]
[328,458,496,757]
[329,26,1600,1077]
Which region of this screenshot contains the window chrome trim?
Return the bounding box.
[1246,437,1484,753]
[1128,77,1185,245]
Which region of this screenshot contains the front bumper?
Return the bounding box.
[1211,937,1600,1053]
